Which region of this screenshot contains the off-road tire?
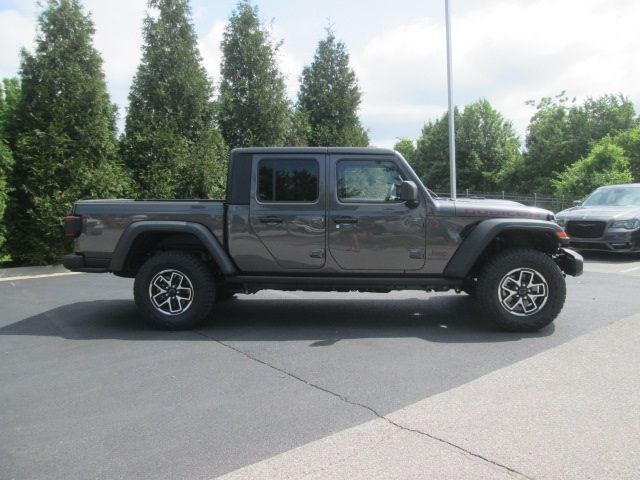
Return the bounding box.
[134,251,216,330]
[476,248,566,332]
[215,288,236,303]
[462,279,477,298]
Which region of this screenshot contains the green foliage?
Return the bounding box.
[284,107,310,146]
[612,125,640,181]
[393,138,416,164]
[298,29,368,147]
[121,0,227,199]
[518,93,637,193]
[218,1,290,149]
[0,140,12,259]
[413,99,521,192]
[5,0,132,265]
[553,137,633,198]
[0,78,20,259]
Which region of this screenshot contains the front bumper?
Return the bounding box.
[556,248,583,277]
[568,229,640,252]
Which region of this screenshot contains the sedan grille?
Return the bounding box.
[566,221,606,239]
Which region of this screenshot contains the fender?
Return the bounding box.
[443,218,564,279]
[109,221,238,276]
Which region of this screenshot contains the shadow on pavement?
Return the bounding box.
[580,250,640,263]
[0,294,554,345]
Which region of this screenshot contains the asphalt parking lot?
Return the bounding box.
[1,252,639,479]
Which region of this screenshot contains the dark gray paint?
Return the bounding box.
[249,152,327,270]
[327,153,427,272]
[69,148,568,283]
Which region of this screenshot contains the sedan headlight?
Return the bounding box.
[611,219,640,230]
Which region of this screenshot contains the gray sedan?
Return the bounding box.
[556,184,640,253]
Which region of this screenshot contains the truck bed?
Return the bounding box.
[72,199,226,261]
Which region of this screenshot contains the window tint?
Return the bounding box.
[337,160,405,203]
[258,158,319,202]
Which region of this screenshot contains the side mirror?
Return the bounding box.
[573,200,582,206]
[399,180,418,204]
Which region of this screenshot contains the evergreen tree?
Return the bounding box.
[6,0,131,265]
[218,1,290,148]
[0,79,18,259]
[122,0,227,199]
[298,29,368,147]
[284,106,310,146]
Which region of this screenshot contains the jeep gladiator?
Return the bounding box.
[63,147,583,332]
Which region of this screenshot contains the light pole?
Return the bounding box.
[445,0,457,200]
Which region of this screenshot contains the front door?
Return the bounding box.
[250,153,326,270]
[328,155,426,272]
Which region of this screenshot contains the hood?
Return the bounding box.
[557,204,640,220]
[434,198,553,220]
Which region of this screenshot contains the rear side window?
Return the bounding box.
[257,158,319,202]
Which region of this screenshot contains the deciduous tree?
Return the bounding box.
[553,138,632,198]
[413,99,521,192]
[518,93,636,193]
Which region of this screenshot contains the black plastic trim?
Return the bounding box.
[444,218,564,278]
[62,253,108,273]
[227,151,253,205]
[557,248,584,276]
[109,221,238,275]
[234,275,461,288]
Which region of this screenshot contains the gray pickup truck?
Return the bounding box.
[63,147,582,332]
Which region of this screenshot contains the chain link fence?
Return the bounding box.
[433,190,576,213]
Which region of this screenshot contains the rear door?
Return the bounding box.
[327,154,426,272]
[249,153,326,269]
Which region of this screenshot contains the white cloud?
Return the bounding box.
[83,0,147,124]
[199,19,226,88]
[0,9,35,75]
[2,0,639,146]
[353,0,640,144]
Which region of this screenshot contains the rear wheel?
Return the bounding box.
[476,248,566,332]
[134,251,216,330]
[215,288,236,303]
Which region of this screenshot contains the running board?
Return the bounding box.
[233,275,462,289]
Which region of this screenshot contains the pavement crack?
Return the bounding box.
[194,330,533,480]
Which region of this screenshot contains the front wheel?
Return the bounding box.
[476,248,566,332]
[134,251,216,330]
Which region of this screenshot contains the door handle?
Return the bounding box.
[259,216,283,224]
[333,216,358,224]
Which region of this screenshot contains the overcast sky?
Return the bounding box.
[1,0,639,147]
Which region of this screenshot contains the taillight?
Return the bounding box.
[63,215,83,238]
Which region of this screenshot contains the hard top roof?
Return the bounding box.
[231,146,396,155]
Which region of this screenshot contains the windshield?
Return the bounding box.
[582,187,640,207]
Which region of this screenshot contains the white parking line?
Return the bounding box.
[619,265,640,274]
[0,272,83,282]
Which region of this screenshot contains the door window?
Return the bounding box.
[337,160,405,203]
[257,159,319,203]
